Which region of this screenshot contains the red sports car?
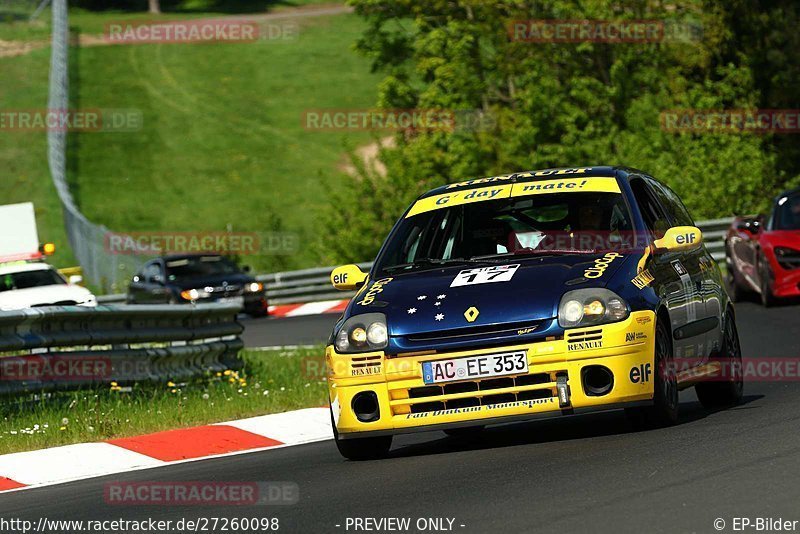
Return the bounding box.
[725,188,800,306]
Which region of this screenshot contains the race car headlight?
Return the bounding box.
[246,282,264,293]
[775,247,800,270]
[180,288,210,301]
[334,313,388,353]
[558,289,629,328]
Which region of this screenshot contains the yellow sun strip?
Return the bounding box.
[405,184,513,217]
[405,177,620,218]
[510,177,620,197]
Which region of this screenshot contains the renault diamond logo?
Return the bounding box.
[464,306,479,323]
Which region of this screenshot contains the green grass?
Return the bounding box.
[0,347,328,455]
[0,1,340,40]
[0,3,380,277]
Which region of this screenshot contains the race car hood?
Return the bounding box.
[0,284,95,310]
[349,252,633,352]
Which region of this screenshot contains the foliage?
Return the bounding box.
[322,0,800,264]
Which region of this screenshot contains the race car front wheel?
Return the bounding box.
[695,313,744,409]
[759,254,777,307]
[625,317,678,428]
[330,406,392,461]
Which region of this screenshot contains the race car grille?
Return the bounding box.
[351,355,382,373]
[393,371,563,415]
[209,285,243,296]
[565,329,602,343]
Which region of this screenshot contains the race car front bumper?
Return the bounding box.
[327,310,657,438]
[772,268,800,298]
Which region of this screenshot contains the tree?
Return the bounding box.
[319,0,800,264]
[148,0,161,14]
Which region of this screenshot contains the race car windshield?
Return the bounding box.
[0,269,66,292]
[165,256,240,281]
[774,192,800,230]
[376,192,634,274]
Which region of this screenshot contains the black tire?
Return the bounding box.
[724,245,743,303]
[695,312,744,409]
[625,317,678,428]
[759,255,777,307]
[725,265,743,303]
[330,407,391,461]
[443,425,485,438]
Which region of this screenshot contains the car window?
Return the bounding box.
[143,263,163,283]
[165,256,240,281]
[629,178,671,238]
[375,191,634,273]
[0,269,65,292]
[649,179,695,227]
[773,191,800,230]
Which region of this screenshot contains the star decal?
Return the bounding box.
[437,294,446,299]
[435,313,444,321]
[407,307,417,314]
[417,295,427,301]
[434,301,442,307]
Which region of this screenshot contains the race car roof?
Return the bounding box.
[418,165,629,199]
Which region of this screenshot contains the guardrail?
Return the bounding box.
[696,217,733,263]
[0,303,243,395]
[97,219,733,306]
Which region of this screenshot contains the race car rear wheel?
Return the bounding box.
[625,317,678,428]
[330,407,392,461]
[695,313,744,409]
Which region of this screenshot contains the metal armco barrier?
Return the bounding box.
[98,219,733,305]
[0,303,243,395]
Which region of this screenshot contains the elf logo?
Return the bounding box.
[630,363,652,384]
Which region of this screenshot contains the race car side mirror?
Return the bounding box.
[331,265,368,291]
[652,226,703,254]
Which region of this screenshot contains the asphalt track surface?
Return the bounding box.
[240,314,338,348]
[3,299,800,534]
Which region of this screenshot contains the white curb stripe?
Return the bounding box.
[0,442,164,486]
[0,408,334,492]
[219,408,331,445]
[284,300,345,317]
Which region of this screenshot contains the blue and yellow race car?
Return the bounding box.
[327,166,743,460]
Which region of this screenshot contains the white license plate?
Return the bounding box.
[218,296,244,307]
[422,351,528,384]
